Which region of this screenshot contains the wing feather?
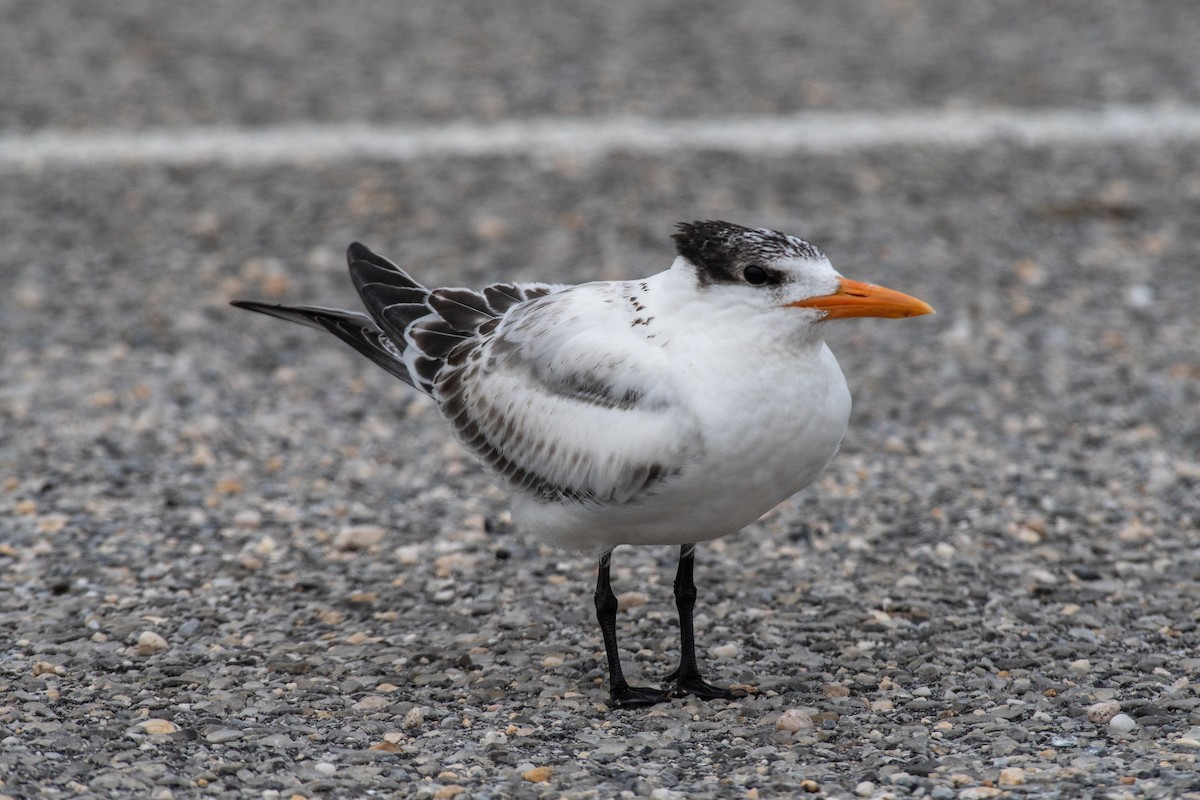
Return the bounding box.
[428,288,496,329]
[430,285,701,505]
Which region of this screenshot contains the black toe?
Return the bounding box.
[666,668,744,701]
[610,684,671,708]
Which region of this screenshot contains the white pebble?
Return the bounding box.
[313,761,336,776]
[137,631,169,656]
[1086,699,1121,724]
[1068,658,1092,675]
[775,709,815,733]
[395,545,422,565]
[1126,284,1154,309]
[1108,713,1137,734]
[480,730,508,747]
[402,707,424,730]
[998,767,1025,785]
[136,718,180,735]
[960,789,1003,800]
[855,780,876,796]
[233,509,262,528]
[616,591,648,610]
[709,643,738,659]
[352,695,390,712]
[335,524,386,551]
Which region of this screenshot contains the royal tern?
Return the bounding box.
[233,220,933,708]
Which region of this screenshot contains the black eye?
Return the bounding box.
[743,265,768,285]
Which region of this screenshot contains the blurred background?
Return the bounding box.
[2,1,1198,797]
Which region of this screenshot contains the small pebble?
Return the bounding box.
[335,524,387,550]
[960,788,1002,800]
[998,767,1025,785]
[1087,700,1121,724]
[709,643,738,658]
[313,762,336,776]
[855,781,876,797]
[522,766,552,783]
[137,719,180,735]
[1126,284,1154,309]
[616,591,648,610]
[233,509,262,529]
[480,730,507,746]
[395,545,422,565]
[353,695,390,712]
[933,541,956,558]
[137,631,169,656]
[259,734,295,748]
[776,709,815,733]
[204,728,243,744]
[1108,713,1137,734]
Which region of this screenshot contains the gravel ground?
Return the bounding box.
[3,4,1200,800]
[4,0,1200,131]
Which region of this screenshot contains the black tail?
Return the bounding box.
[231,300,415,387]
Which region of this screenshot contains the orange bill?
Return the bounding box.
[789,277,934,319]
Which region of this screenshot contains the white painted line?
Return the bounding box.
[2,105,1199,168]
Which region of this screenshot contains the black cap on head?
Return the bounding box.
[672,221,822,286]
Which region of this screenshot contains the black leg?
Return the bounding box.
[665,544,741,700]
[594,548,669,708]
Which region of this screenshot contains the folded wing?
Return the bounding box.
[428,287,703,505]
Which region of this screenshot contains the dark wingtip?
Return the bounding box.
[230,299,277,313]
[230,300,305,322]
[346,241,373,264]
[346,241,409,275]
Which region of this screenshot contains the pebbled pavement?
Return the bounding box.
[1,3,1199,799]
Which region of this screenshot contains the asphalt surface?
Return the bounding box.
[2,3,1199,799]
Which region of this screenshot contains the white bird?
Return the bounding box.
[233,220,933,708]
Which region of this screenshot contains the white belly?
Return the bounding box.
[516,342,852,551]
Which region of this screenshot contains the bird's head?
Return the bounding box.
[672,220,933,322]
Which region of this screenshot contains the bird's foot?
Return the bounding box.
[608,683,671,709]
[664,667,744,701]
